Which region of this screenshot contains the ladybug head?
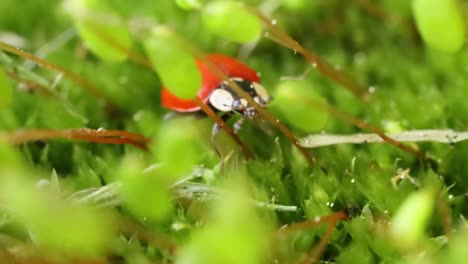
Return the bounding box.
[208,78,270,118]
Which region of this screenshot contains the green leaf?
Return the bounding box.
[413,0,465,52]
[390,188,435,250]
[176,180,269,264]
[0,142,21,171]
[273,80,329,132]
[0,176,113,256]
[67,0,132,61]
[282,0,308,11]
[176,0,202,10]
[119,156,173,222]
[143,26,202,99]
[0,67,13,109]
[201,1,262,43]
[154,118,205,178]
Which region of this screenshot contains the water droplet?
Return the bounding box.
[351,178,355,183]
[271,19,277,25]
[314,216,321,222]
[368,86,376,93]
[448,194,454,200]
[383,210,389,214]
[312,62,317,68]
[330,202,334,207]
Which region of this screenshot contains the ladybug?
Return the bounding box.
[161,54,270,118]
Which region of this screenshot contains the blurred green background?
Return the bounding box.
[0,0,467,263]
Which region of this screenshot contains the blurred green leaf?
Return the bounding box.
[67,0,132,61]
[413,0,465,52]
[143,26,202,99]
[273,80,329,132]
[0,176,113,256]
[201,1,262,43]
[176,180,269,264]
[154,118,206,178]
[176,0,202,10]
[390,188,436,250]
[0,67,13,109]
[119,156,173,222]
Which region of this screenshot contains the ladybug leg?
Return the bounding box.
[233,117,246,134]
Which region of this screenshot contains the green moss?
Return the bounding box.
[0,0,467,263]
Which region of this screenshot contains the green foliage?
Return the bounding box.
[176,180,270,264]
[390,188,436,250]
[273,80,329,132]
[201,1,262,43]
[0,173,113,256]
[412,0,466,52]
[67,0,132,61]
[119,156,173,222]
[0,67,13,109]
[1,0,468,263]
[176,0,202,10]
[154,118,208,178]
[143,26,202,99]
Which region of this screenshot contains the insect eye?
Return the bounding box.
[209,89,234,112]
[251,82,270,104]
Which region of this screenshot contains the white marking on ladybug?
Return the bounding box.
[209,88,234,112]
[240,98,248,108]
[251,82,270,105]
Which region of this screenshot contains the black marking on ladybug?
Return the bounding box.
[208,78,270,118]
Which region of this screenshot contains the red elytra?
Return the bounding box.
[161,54,260,112]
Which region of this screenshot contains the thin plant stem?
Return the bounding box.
[4,69,56,97]
[194,53,315,164]
[300,223,336,264]
[298,96,425,158]
[276,211,348,264]
[0,128,150,151]
[81,25,257,160]
[300,129,468,148]
[247,7,369,100]
[194,97,255,159]
[0,41,118,110]
[125,25,310,162]
[87,25,154,70]
[278,211,348,236]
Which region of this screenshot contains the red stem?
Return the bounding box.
[1,128,150,151]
